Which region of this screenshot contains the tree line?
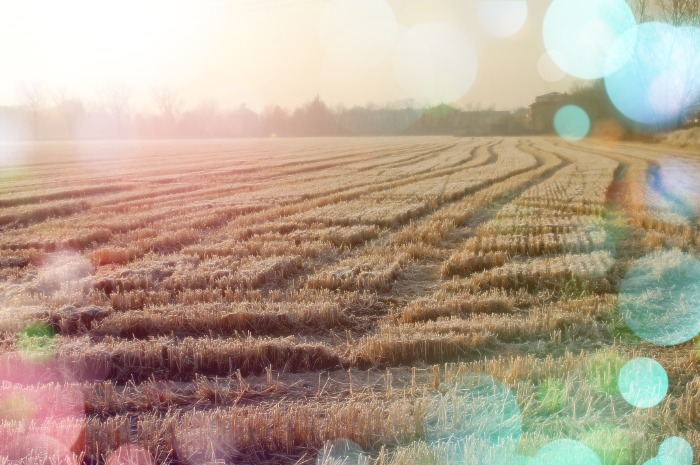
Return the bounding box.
[2,0,697,140]
[628,0,700,25]
[2,84,530,140]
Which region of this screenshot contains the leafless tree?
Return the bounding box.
[628,0,652,22]
[52,87,84,135]
[16,80,44,137]
[462,102,485,112]
[98,83,132,135]
[152,86,182,130]
[651,0,700,124]
[52,86,68,110]
[656,0,700,25]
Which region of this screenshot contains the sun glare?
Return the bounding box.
[2,0,700,463]
[1,0,212,89]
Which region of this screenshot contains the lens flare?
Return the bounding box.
[22,434,78,463]
[461,436,522,465]
[19,322,57,362]
[174,420,237,465]
[0,129,32,161]
[536,439,602,465]
[554,105,591,141]
[618,358,668,408]
[605,23,700,129]
[645,160,699,223]
[582,425,636,465]
[537,52,567,83]
[424,375,522,463]
[543,0,636,79]
[393,22,478,105]
[0,392,36,421]
[319,0,399,69]
[107,445,154,465]
[35,251,94,297]
[619,249,700,346]
[658,437,693,465]
[591,118,625,144]
[478,0,528,38]
[511,455,542,465]
[0,353,85,461]
[537,378,568,412]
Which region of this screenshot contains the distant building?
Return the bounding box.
[529,92,569,133]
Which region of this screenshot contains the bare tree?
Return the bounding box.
[462,102,485,112]
[52,87,84,137]
[651,0,700,126]
[98,83,132,135]
[151,86,182,133]
[629,0,652,22]
[16,80,44,137]
[656,0,700,25]
[52,86,68,112]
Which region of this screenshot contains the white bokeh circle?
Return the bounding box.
[393,22,478,105]
[319,0,399,69]
[478,0,528,38]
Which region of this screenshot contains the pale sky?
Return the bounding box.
[0,0,577,112]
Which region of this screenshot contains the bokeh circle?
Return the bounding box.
[538,52,567,82]
[478,0,528,38]
[107,445,154,465]
[393,22,478,105]
[536,439,602,465]
[605,23,700,129]
[619,249,700,346]
[554,105,591,141]
[658,436,693,465]
[319,0,399,70]
[543,0,636,79]
[424,375,522,462]
[618,357,668,408]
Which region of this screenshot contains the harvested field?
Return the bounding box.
[0,137,699,464]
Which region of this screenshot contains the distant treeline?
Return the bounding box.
[0,90,533,140]
[2,80,695,141]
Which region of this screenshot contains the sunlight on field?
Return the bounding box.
[0,137,699,464]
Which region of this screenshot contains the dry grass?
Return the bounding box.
[0,137,696,464]
[440,251,511,277]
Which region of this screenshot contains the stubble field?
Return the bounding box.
[1,137,699,465]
